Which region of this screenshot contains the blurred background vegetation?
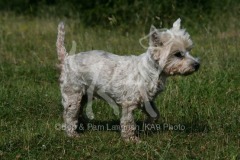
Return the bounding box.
[0,0,238,30]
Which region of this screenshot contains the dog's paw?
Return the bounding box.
[123,136,141,143]
[66,131,80,138]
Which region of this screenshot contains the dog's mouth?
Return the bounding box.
[182,72,194,76]
[182,67,200,76]
[163,63,200,76]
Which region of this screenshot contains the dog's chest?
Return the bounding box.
[146,75,166,98]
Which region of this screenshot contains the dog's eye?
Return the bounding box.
[174,52,184,58]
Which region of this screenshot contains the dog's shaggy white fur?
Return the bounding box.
[56,18,200,142]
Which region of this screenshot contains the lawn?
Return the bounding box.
[0,11,239,159]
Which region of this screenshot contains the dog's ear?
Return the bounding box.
[149,25,162,47]
[172,18,181,30]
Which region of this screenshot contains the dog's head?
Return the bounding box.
[149,18,200,76]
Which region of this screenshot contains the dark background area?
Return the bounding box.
[0,0,237,28]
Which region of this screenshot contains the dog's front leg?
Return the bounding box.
[120,105,139,142]
[142,101,160,123]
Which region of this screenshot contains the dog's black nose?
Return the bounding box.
[193,62,200,71]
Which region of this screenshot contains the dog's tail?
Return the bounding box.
[56,22,67,66]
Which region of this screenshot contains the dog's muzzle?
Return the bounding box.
[193,62,200,71]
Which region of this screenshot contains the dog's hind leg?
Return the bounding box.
[61,84,84,137]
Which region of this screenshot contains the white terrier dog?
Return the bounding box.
[56,18,200,142]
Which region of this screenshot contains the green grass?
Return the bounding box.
[0,11,240,159]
